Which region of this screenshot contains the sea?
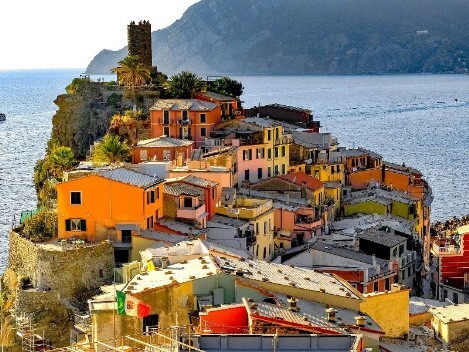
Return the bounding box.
[0,70,468,271]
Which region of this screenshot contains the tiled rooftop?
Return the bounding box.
[244,299,346,334]
[309,242,389,268]
[183,175,218,188]
[98,168,164,189]
[216,257,361,300]
[157,218,205,236]
[164,183,203,197]
[385,161,422,176]
[202,240,253,259]
[209,214,249,228]
[358,228,407,248]
[150,99,218,111]
[345,188,418,205]
[292,132,336,149]
[135,136,193,147]
[278,172,324,190]
[138,230,187,244]
[242,116,300,131]
[276,295,383,334]
[430,303,469,324]
[339,149,367,158]
[357,148,382,160]
[123,256,218,294]
[409,297,451,315]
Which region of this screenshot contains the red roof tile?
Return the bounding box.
[278,172,324,191]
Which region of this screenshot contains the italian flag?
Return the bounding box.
[116,291,151,318]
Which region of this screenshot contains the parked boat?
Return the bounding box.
[0,113,5,122]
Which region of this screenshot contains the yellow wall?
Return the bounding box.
[432,316,469,347]
[251,209,275,262]
[309,163,345,184]
[325,186,341,219]
[409,312,432,327]
[360,288,410,338]
[57,175,164,240]
[344,201,387,217]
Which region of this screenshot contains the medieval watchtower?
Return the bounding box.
[127,20,152,68]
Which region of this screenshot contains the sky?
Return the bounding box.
[0,0,200,70]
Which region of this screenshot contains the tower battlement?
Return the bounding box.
[127,20,152,68]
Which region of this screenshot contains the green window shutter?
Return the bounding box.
[80,220,87,231]
[65,219,71,231]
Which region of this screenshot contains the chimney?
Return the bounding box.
[372,254,377,268]
[326,307,337,323]
[287,297,299,312]
[355,316,366,327]
[161,256,169,269]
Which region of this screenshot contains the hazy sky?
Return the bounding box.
[0,0,200,70]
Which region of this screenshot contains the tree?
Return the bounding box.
[211,77,244,99]
[92,134,130,164]
[109,110,139,145]
[48,146,75,178]
[22,208,58,242]
[111,55,151,103]
[167,71,204,99]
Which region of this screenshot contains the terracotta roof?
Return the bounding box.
[135,137,193,148]
[150,99,218,111]
[278,172,324,190]
[196,91,236,101]
[98,168,164,189]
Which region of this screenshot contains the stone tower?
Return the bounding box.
[127,20,152,68]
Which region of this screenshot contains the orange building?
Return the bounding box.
[56,168,164,249]
[192,91,239,117]
[149,99,222,148]
[131,136,193,164]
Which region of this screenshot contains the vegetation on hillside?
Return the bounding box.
[92,134,131,164]
[209,77,244,99]
[166,71,204,99]
[22,208,58,242]
[111,55,152,103]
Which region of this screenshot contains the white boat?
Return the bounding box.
[0,113,5,122]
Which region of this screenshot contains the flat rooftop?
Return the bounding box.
[430,303,469,324]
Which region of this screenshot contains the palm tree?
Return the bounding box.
[49,146,74,178]
[93,134,130,164]
[167,71,204,99]
[111,55,151,103]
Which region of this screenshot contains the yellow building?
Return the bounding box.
[360,284,410,338]
[431,303,469,349]
[216,188,275,261]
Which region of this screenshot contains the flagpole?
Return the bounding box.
[113,282,116,347]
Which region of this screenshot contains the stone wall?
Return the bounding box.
[8,232,114,301]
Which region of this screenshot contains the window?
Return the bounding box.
[163,126,170,136]
[281,164,286,175]
[267,130,271,140]
[183,197,193,208]
[163,110,169,124]
[263,221,267,234]
[143,314,159,333]
[150,190,155,203]
[182,110,188,119]
[163,150,171,160]
[331,166,335,174]
[243,149,252,161]
[257,148,264,159]
[281,146,285,157]
[275,128,279,140]
[200,113,206,123]
[267,148,272,159]
[453,292,459,304]
[156,187,160,199]
[200,127,206,137]
[147,216,154,230]
[263,247,267,260]
[212,188,215,199]
[336,165,340,173]
[70,192,81,205]
[257,168,263,179]
[65,219,86,232]
[274,147,278,158]
[268,167,272,178]
[374,281,379,292]
[122,230,132,243]
[274,165,279,175]
[245,169,250,181]
[140,150,148,161]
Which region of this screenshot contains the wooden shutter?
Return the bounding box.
[65,219,71,231]
[80,219,87,231]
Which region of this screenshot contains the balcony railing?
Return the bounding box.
[294,218,322,229]
[177,118,192,125]
[177,203,206,220]
[431,242,461,255]
[157,119,178,125]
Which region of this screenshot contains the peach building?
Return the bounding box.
[193,91,239,117]
[149,99,222,148]
[131,136,193,164]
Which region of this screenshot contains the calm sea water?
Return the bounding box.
[0,71,468,271]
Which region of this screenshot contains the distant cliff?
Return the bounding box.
[86,0,469,75]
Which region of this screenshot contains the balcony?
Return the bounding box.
[177,118,192,125]
[273,136,293,145]
[294,217,322,230]
[157,119,177,125]
[431,242,461,256]
[177,203,206,220]
[216,199,273,219]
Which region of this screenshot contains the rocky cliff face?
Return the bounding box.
[86,0,469,75]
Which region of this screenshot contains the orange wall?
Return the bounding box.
[199,306,248,334]
[57,175,163,240]
[349,169,382,189]
[132,145,193,164]
[150,106,222,148]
